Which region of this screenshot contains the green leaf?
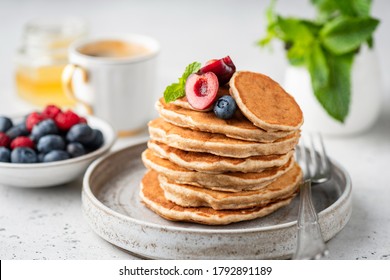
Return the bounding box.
[308,42,329,90]
[265,0,277,23]
[311,0,373,20]
[163,83,185,103]
[311,51,354,122]
[352,0,372,17]
[367,35,374,48]
[258,0,278,47]
[311,0,344,21]
[287,42,308,66]
[181,62,202,84]
[336,0,357,16]
[320,16,379,54]
[274,17,314,43]
[163,62,201,103]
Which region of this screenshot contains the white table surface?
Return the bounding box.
[0,0,389,260]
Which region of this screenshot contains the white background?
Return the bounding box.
[0,0,389,261]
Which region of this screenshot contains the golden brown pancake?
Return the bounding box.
[159,162,302,210]
[140,170,297,225]
[148,140,294,173]
[230,71,303,131]
[148,118,300,158]
[157,99,294,143]
[141,148,295,192]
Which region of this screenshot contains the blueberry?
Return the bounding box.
[213,95,237,120]
[0,116,13,133]
[84,129,104,151]
[37,135,65,154]
[0,147,11,162]
[67,142,86,158]
[6,123,29,140]
[43,150,70,163]
[31,119,59,141]
[38,153,46,163]
[66,124,94,144]
[11,147,38,163]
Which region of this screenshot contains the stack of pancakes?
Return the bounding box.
[140,71,304,225]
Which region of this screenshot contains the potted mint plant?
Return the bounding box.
[259,0,381,135]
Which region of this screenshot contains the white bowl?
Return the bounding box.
[0,115,116,188]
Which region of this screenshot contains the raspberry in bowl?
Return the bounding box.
[0,105,116,188]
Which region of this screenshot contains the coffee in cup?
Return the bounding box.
[62,34,160,135]
[78,40,150,58]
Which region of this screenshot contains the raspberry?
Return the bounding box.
[54,110,80,131]
[78,117,88,124]
[42,105,62,119]
[26,112,47,131]
[10,136,35,150]
[0,132,11,147]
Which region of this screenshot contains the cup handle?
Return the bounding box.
[62,64,94,114]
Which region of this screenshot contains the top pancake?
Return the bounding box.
[157,99,293,143]
[230,71,303,131]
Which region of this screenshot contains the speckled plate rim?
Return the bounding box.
[82,141,352,234]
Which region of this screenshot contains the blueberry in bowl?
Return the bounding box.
[0,106,116,188]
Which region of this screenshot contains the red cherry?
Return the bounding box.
[185,72,219,110]
[199,56,236,85]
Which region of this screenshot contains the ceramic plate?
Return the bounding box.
[82,142,352,259]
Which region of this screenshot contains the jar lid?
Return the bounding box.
[23,17,88,51]
[16,17,88,66]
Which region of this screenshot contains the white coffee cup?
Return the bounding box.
[62,34,160,135]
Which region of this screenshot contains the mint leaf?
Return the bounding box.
[308,41,329,90]
[287,42,308,66]
[163,83,185,103]
[274,17,314,43]
[311,0,371,20]
[259,0,379,122]
[352,0,372,17]
[320,16,379,55]
[311,51,354,122]
[258,0,277,47]
[163,62,201,103]
[180,62,201,84]
[311,0,343,21]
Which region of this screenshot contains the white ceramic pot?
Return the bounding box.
[284,47,383,136]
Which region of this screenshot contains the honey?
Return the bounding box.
[16,64,75,107]
[15,18,87,108]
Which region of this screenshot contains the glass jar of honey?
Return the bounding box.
[15,18,88,108]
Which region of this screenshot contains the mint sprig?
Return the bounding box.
[258,0,380,122]
[163,62,201,103]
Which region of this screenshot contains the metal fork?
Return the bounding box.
[292,133,332,260]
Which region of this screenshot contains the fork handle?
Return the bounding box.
[293,180,329,260]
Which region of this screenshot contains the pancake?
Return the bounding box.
[148,118,300,158]
[230,71,303,131]
[140,170,297,225]
[157,99,293,143]
[141,148,295,192]
[148,140,294,173]
[159,162,302,210]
